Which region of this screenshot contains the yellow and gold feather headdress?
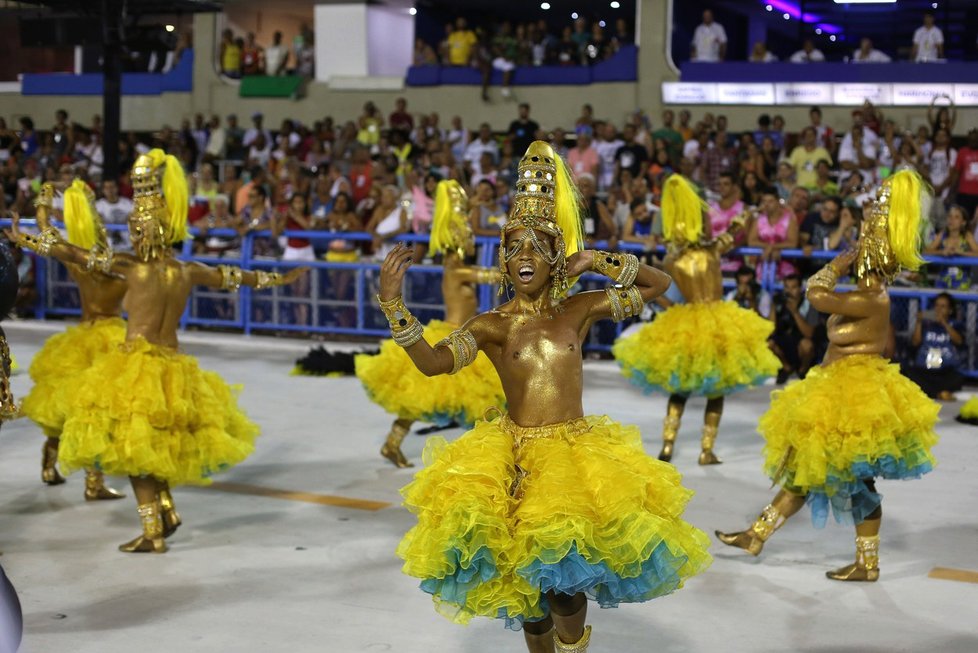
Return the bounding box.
[500,141,583,297]
[661,173,708,248]
[62,178,108,251]
[130,148,188,260]
[430,179,473,259]
[856,169,927,281]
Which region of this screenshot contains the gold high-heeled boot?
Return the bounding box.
[524,627,556,653]
[659,415,680,462]
[380,419,413,468]
[159,485,182,538]
[119,501,168,553]
[826,534,880,582]
[698,423,722,465]
[554,625,591,653]
[715,503,784,556]
[84,470,125,501]
[41,438,66,485]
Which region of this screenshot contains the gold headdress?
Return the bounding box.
[856,169,927,281]
[661,173,707,248]
[130,148,188,260]
[500,141,583,297]
[430,179,473,259]
[63,178,108,250]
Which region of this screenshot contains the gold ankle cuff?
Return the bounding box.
[554,625,591,653]
[751,503,783,542]
[856,535,880,571]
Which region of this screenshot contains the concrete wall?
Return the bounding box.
[3,0,976,135]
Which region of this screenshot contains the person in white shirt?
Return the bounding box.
[243,112,272,148]
[852,38,891,63]
[790,39,826,63]
[95,179,134,250]
[912,12,944,62]
[838,122,880,185]
[690,10,727,62]
[447,115,470,163]
[462,123,499,176]
[593,122,624,192]
[265,31,289,76]
[204,114,226,160]
[749,42,778,63]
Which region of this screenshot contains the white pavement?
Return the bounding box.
[1,321,975,653]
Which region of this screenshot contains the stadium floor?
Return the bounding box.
[2,321,976,653]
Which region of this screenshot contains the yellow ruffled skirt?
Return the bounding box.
[398,414,712,629]
[761,355,939,526]
[613,301,780,397]
[956,396,978,425]
[21,318,127,437]
[355,320,505,426]
[58,338,259,486]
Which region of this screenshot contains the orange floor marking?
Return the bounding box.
[928,567,978,584]
[207,481,391,511]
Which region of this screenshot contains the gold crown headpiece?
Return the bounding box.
[131,148,189,248]
[430,179,473,259]
[500,141,583,297]
[63,178,108,251]
[856,170,927,281]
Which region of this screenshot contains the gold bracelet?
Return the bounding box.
[436,328,478,374]
[378,295,425,347]
[605,284,645,322]
[18,227,62,256]
[391,319,424,347]
[219,265,243,291]
[807,264,838,291]
[592,251,640,287]
[474,268,501,285]
[85,246,114,274]
[255,270,284,290]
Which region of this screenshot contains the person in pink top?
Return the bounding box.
[709,172,748,274]
[748,187,799,279]
[566,130,600,180]
[410,172,439,262]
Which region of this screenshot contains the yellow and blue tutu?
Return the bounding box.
[58,337,259,486]
[612,301,780,397]
[397,414,712,628]
[355,320,505,426]
[761,355,939,527]
[21,317,126,437]
[956,396,978,425]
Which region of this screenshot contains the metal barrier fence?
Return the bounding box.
[8,220,978,374]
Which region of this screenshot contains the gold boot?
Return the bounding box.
[84,470,125,501]
[715,503,784,556]
[524,627,556,653]
[826,535,880,582]
[41,438,66,485]
[119,501,168,553]
[380,419,413,468]
[159,485,182,538]
[659,415,680,462]
[698,423,722,465]
[554,625,591,653]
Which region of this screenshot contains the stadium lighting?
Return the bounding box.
[830,34,837,41]
[572,12,579,19]
[783,12,790,19]
[599,20,606,27]
[815,28,822,34]
[766,4,773,10]
[165,24,175,32]
[610,1,621,8]
[541,2,551,9]
[833,1,896,4]
[409,7,417,15]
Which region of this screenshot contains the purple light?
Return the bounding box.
[763,0,844,34]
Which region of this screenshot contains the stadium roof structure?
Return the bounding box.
[10,0,222,14]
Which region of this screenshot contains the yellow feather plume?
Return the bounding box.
[552,150,584,259]
[146,148,189,244]
[62,179,100,249]
[885,169,926,272]
[430,180,465,256]
[661,174,707,244]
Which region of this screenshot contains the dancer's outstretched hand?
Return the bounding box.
[282,267,311,284]
[4,210,21,242]
[379,243,414,301]
[830,248,858,275]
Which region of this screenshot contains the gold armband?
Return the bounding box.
[436,328,479,375]
[85,246,114,275]
[219,265,243,291]
[255,270,284,290]
[0,335,18,421]
[807,264,838,291]
[18,227,62,256]
[378,295,424,348]
[605,284,645,322]
[592,250,640,287]
[475,268,502,285]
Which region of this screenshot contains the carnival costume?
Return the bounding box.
[387,143,711,651]
[956,396,978,425]
[12,149,300,553]
[355,179,504,467]
[716,170,939,581]
[19,180,126,499]
[612,175,779,464]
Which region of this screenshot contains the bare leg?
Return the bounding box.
[548,592,590,651]
[118,476,167,553]
[41,437,65,485]
[716,488,806,556]
[660,395,686,462]
[523,615,556,653]
[827,503,882,581]
[698,396,724,465]
[381,418,414,468]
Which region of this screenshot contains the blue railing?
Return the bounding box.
[8,219,978,373]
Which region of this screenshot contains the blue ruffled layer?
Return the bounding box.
[620,365,770,398]
[803,455,934,528]
[419,410,475,429]
[421,542,690,631]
